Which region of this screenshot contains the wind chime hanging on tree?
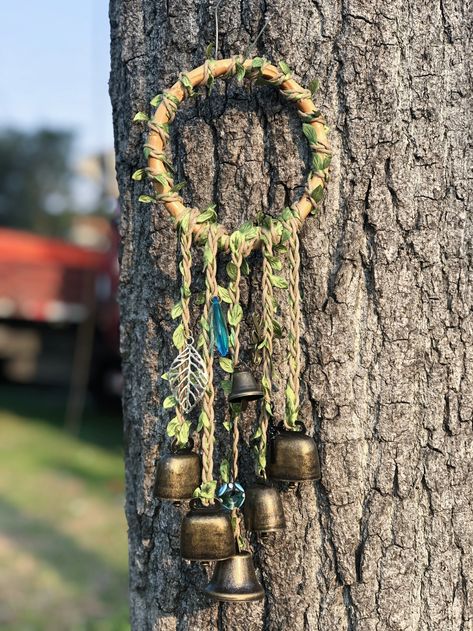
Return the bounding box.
[134,51,331,602]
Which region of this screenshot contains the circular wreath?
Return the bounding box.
[133,56,331,251]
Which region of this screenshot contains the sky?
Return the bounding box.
[0,1,113,158]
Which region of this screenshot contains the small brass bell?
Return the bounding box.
[267,421,321,482]
[204,551,264,602]
[154,442,201,501]
[180,499,236,561]
[228,367,263,408]
[243,480,286,533]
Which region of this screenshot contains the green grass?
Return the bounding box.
[0,387,129,631]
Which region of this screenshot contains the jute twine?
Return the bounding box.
[199,225,219,487]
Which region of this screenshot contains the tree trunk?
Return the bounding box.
[109,1,472,629]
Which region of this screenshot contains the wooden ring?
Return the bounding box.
[146,58,331,250]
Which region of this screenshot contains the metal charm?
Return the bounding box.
[180,499,236,562]
[168,337,208,413]
[154,441,201,501]
[204,551,264,602]
[267,421,321,482]
[243,480,286,533]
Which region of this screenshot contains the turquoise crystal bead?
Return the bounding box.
[217,482,246,510]
[211,296,229,357]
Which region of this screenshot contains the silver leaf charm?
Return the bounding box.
[168,338,208,413]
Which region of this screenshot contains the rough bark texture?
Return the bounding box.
[109,1,473,629]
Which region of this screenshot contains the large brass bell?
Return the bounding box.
[267,421,321,482]
[243,480,286,533]
[228,367,263,409]
[204,551,264,602]
[180,499,236,561]
[154,442,201,501]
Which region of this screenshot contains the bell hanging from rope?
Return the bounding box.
[154,442,201,502]
[228,367,263,409]
[267,421,321,482]
[243,480,286,533]
[204,551,264,602]
[180,499,236,561]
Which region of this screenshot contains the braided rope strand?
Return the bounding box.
[257,227,275,476]
[200,226,218,485]
[284,212,302,428]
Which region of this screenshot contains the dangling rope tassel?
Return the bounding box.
[227,232,246,548]
[257,226,275,476]
[284,210,302,429]
[200,226,219,489]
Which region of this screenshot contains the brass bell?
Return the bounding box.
[228,367,263,408]
[180,499,236,561]
[243,480,286,533]
[267,421,321,482]
[204,551,264,602]
[154,442,201,501]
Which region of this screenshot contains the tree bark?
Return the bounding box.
[109,1,473,629]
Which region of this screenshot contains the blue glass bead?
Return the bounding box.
[211,296,229,357]
[217,482,246,510]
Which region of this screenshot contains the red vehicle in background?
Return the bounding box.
[0,224,120,403]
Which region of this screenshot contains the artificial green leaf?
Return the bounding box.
[217,286,232,304]
[303,123,318,146]
[235,62,246,82]
[197,410,210,432]
[132,168,146,181]
[219,357,234,373]
[200,316,210,332]
[270,274,289,289]
[206,42,215,59]
[223,419,232,431]
[226,262,238,281]
[220,459,231,483]
[195,291,206,305]
[252,57,265,68]
[241,259,250,276]
[166,417,180,437]
[133,111,149,122]
[280,228,292,243]
[196,205,217,223]
[266,255,282,271]
[221,379,232,395]
[199,480,217,499]
[138,195,156,204]
[150,94,163,107]
[273,319,283,338]
[321,154,332,170]
[228,304,243,327]
[163,395,177,409]
[278,60,291,76]
[310,185,324,203]
[172,323,185,349]
[229,230,244,253]
[169,181,186,193]
[178,420,191,445]
[203,242,214,268]
[252,427,262,440]
[161,372,169,381]
[171,301,183,319]
[258,451,267,471]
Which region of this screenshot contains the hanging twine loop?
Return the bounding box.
[200,225,219,488]
[284,209,303,428]
[256,225,276,476]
